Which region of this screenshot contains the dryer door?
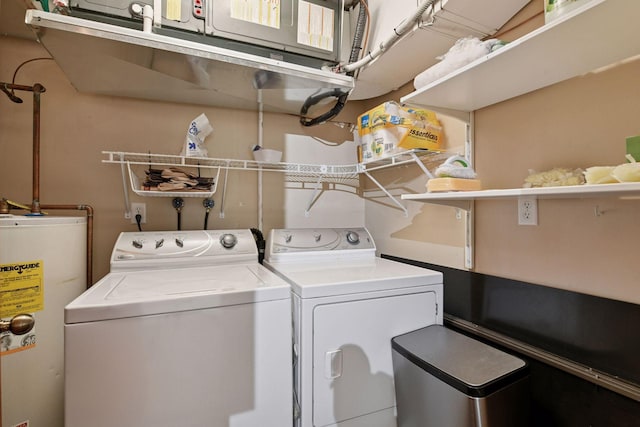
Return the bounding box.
[312,290,438,426]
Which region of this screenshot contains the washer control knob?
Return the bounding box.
[346,231,360,245]
[132,240,143,249]
[220,233,238,249]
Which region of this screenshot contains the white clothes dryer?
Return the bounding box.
[64,229,292,427]
[264,228,443,427]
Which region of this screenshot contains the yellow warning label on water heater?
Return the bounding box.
[0,260,44,318]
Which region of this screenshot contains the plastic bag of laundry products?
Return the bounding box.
[182,113,213,157]
[356,101,443,163]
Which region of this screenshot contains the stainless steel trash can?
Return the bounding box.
[392,325,529,427]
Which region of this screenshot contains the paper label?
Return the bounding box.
[1,318,36,356]
[297,0,334,51]
[166,0,182,21]
[231,0,281,29]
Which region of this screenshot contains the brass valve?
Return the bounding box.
[0,314,35,335]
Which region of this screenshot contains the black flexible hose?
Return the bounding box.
[299,89,349,127]
[202,198,214,230]
[172,197,184,231]
[298,1,366,127]
[348,0,368,75]
[135,214,142,231]
[250,228,266,264]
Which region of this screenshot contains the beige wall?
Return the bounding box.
[0,36,359,282]
[471,2,640,305]
[474,54,640,305]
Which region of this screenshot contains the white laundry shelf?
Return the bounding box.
[401,0,640,114]
[103,149,444,217]
[402,182,640,210]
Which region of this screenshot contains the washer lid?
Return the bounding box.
[266,257,442,298]
[65,264,290,324]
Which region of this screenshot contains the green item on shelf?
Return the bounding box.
[626,135,640,162]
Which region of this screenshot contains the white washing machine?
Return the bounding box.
[64,229,292,427]
[264,228,443,427]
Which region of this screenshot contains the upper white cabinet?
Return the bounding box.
[401,0,640,113]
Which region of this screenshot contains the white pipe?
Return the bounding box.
[142,4,154,33]
[343,0,437,73]
[153,0,162,28]
[257,90,264,232]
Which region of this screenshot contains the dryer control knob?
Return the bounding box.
[220,233,238,249]
[346,231,360,244]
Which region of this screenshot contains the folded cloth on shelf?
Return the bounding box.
[524,167,585,187]
[434,155,477,179]
[157,182,188,191]
[160,167,197,179]
[414,37,505,90]
[143,167,213,192]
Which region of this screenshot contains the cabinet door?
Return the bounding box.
[312,291,437,426]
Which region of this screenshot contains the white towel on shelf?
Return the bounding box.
[414,37,504,90]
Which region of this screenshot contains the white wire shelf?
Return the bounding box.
[104,151,360,179]
[104,149,445,217]
[103,149,443,179]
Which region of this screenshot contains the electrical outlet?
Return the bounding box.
[131,202,146,224]
[518,197,538,226]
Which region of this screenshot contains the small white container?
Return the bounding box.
[253,149,283,163]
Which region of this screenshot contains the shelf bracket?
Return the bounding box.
[409,151,434,180]
[465,201,474,270]
[219,165,230,219]
[304,175,325,217]
[121,157,132,219]
[362,170,408,217]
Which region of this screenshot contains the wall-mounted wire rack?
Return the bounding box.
[103,149,445,217]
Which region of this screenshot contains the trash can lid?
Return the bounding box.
[392,325,528,398]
